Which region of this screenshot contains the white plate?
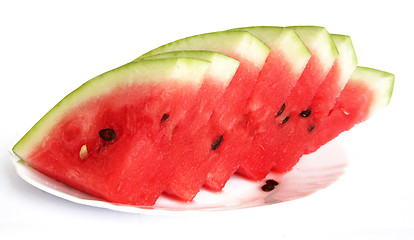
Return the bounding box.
[10,140,348,214]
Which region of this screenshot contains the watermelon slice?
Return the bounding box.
[12,58,212,206]
[305,66,394,154]
[203,26,312,190]
[136,50,240,201]
[12,26,394,207]
[309,35,358,123]
[242,26,340,178]
[137,30,270,130]
[205,26,340,190]
[235,27,311,127]
[135,30,271,200]
[279,26,339,115]
[136,50,240,137]
[268,33,358,173]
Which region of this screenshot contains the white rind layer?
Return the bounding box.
[135,31,270,69]
[136,50,240,88]
[331,34,358,90]
[350,66,395,117]
[288,26,339,74]
[233,26,311,75]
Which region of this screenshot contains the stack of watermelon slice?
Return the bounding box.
[12,26,394,206]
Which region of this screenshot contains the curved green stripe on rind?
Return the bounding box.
[136,50,240,87]
[231,26,311,74]
[135,31,270,69]
[288,26,339,73]
[350,66,395,116]
[13,58,211,158]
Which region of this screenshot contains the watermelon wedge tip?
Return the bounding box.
[13,58,213,206]
[305,66,394,154]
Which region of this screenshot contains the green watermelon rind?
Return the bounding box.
[11,26,395,207]
[231,26,284,47]
[135,50,240,88]
[135,30,271,69]
[231,26,312,75]
[288,26,339,73]
[12,58,212,159]
[349,66,395,116]
[330,34,358,88]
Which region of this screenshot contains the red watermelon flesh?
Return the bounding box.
[136,31,270,132]
[12,58,211,206]
[205,26,340,190]
[305,66,394,154]
[278,27,339,117]
[269,34,357,173]
[309,35,357,122]
[165,45,269,201]
[137,51,240,201]
[12,27,395,207]
[136,51,239,138]
[203,27,311,191]
[135,31,271,200]
[234,27,340,180]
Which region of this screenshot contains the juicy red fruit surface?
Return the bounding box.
[167,59,264,200]
[27,82,200,206]
[237,53,332,180]
[204,48,306,190]
[305,80,374,154]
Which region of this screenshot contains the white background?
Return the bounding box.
[1,0,413,239]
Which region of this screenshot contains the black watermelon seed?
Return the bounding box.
[261,183,275,192]
[161,113,170,123]
[266,179,279,186]
[276,103,286,117]
[308,124,315,132]
[281,115,290,124]
[99,128,116,141]
[262,179,279,192]
[300,108,311,118]
[211,135,224,151]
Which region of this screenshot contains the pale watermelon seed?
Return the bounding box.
[341,108,350,115]
[79,144,88,159]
